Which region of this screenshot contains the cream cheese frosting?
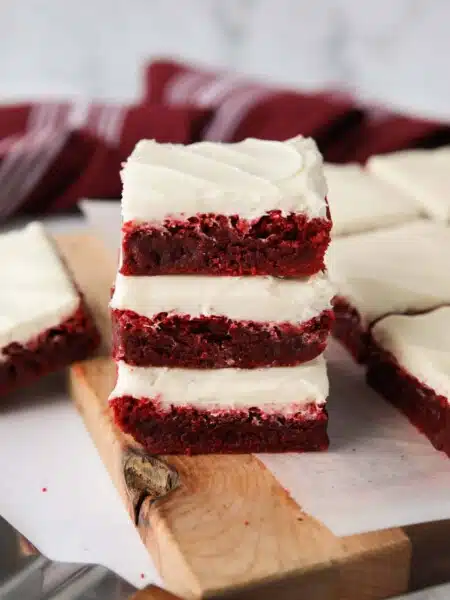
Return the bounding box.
[120,136,328,222]
[327,220,450,326]
[0,223,79,355]
[372,307,450,400]
[110,271,334,324]
[110,357,329,414]
[367,147,450,222]
[324,163,421,236]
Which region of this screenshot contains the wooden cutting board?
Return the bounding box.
[59,233,450,600]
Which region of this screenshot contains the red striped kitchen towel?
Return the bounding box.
[1,58,449,220]
[0,101,209,219]
[146,59,363,160]
[146,59,450,163]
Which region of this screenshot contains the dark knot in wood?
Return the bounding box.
[123,450,179,525]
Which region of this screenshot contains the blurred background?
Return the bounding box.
[0,0,449,220]
[1,0,449,118]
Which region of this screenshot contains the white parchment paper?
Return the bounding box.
[0,373,161,588]
[260,340,450,536]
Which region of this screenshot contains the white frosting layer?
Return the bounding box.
[324,163,420,236]
[368,148,450,222]
[110,357,328,414]
[110,271,334,323]
[372,307,450,400]
[327,220,450,326]
[121,136,328,222]
[0,223,79,355]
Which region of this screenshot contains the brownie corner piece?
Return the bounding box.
[0,222,101,396]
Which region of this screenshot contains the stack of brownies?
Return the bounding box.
[109,135,335,454]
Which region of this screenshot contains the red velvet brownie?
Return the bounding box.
[109,356,329,455]
[327,221,450,362]
[367,307,450,456]
[0,223,100,396]
[119,136,331,277]
[110,271,334,368]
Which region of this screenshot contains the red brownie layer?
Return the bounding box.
[120,209,332,277]
[332,296,369,363]
[110,396,329,455]
[0,303,100,397]
[367,344,450,457]
[112,309,334,369]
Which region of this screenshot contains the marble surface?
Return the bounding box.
[0,0,450,121]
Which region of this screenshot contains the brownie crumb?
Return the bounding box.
[120,211,331,277]
[112,308,334,369]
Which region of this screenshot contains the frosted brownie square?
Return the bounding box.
[0,223,99,396]
[367,307,450,456]
[111,271,334,368]
[109,356,329,454]
[119,136,331,277]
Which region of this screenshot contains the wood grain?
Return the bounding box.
[61,233,414,599]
